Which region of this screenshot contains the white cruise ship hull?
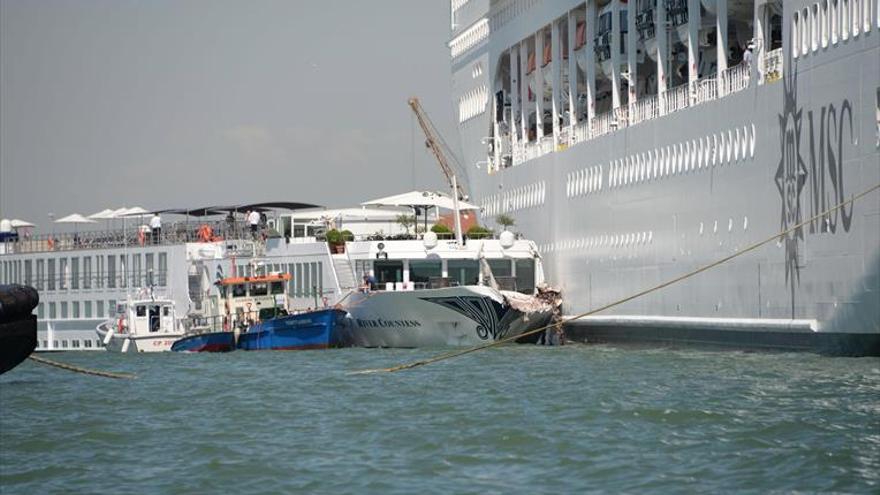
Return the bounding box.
[449,0,880,354]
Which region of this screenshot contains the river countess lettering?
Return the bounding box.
[356,319,422,328]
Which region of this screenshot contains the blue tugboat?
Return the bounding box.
[172,269,347,352]
[237,308,348,351]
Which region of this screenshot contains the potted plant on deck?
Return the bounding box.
[326,229,345,253]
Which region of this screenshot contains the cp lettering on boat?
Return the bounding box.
[355,319,422,328]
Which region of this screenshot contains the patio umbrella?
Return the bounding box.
[55,213,97,224]
[10,219,35,228]
[362,190,479,236]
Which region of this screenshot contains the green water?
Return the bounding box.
[1,346,878,493]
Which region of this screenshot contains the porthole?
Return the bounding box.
[802,8,810,54]
[734,128,741,162]
[653,149,660,178]
[750,124,756,158]
[684,141,691,172]
[726,130,734,163]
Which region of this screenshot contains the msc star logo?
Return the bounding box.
[775,62,808,318]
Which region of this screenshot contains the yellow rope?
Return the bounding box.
[352,183,880,374]
[28,354,136,380]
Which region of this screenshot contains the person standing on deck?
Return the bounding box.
[150,213,162,245]
[247,210,260,239]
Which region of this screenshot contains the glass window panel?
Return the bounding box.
[71,258,79,289]
[374,260,404,286]
[158,252,167,286]
[409,260,442,285]
[59,258,68,289]
[447,260,480,286]
[515,259,535,294]
[83,257,91,289]
[107,256,116,288]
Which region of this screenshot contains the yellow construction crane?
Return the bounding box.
[407,97,468,201]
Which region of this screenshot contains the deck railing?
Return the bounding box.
[629,93,660,126]
[503,58,764,168]
[1,220,269,254]
[666,83,690,114]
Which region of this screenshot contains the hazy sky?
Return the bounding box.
[0,0,457,226]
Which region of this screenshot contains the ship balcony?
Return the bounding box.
[505,48,780,169]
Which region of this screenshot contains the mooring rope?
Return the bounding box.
[28,354,136,380]
[351,182,880,374]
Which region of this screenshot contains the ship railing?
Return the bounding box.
[762,48,783,84]
[572,120,591,145]
[665,83,690,114]
[539,135,555,155]
[720,62,750,95]
[591,110,615,138]
[693,77,718,105]
[630,94,660,126]
[0,220,269,254]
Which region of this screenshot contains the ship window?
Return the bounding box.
[514,259,535,294]
[59,258,68,289]
[375,260,404,286]
[72,340,80,348]
[85,301,92,319]
[72,301,80,319]
[447,259,479,286]
[84,340,92,348]
[812,4,820,51]
[822,1,830,47]
[62,340,68,348]
[136,305,147,317]
[270,281,285,295]
[792,11,800,57]
[802,8,810,55]
[831,0,840,43]
[232,284,247,298]
[250,282,268,296]
[164,307,170,316]
[851,0,859,35]
[409,260,442,287]
[60,302,68,319]
[842,0,850,39]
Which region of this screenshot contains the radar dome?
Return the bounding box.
[423,231,438,249]
[499,230,515,248]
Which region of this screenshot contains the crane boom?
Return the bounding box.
[407,97,467,200]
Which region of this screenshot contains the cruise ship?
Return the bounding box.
[449,0,880,354]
